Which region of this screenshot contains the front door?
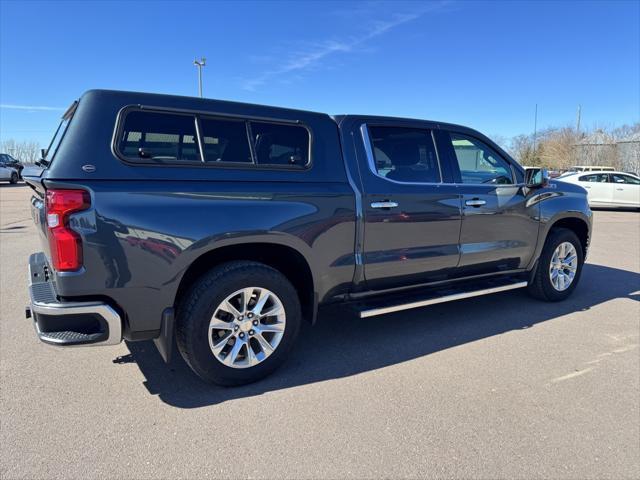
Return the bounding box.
[356,123,462,290]
[435,129,540,275]
[579,172,613,205]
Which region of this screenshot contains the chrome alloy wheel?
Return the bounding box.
[208,287,286,369]
[549,242,578,292]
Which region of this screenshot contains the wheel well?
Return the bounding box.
[550,217,590,255]
[175,243,315,323]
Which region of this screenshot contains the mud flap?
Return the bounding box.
[153,307,174,363]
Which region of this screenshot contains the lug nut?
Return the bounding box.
[248,313,253,318]
[239,332,245,339]
[252,320,258,326]
[249,329,254,336]
[238,315,244,321]
[234,325,239,331]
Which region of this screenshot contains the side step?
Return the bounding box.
[359,280,528,318]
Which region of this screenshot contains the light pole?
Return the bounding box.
[533,103,538,162]
[194,57,206,97]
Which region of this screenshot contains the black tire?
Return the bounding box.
[176,261,301,386]
[528,228,584,301]
[9,172,18,184]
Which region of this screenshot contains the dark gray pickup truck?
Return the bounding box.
[24,90,592,385]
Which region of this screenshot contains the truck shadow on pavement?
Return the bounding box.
[121,263,639,408]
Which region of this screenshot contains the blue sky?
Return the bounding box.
[1,0,638,148]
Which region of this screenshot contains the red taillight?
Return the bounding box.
[45,189,90,271]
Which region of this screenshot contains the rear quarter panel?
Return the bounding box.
[50,179,355,334]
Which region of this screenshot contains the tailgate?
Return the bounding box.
[24,171,51,260]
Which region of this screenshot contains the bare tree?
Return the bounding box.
[1,139,42,164]
[536,127,580,170]
[509,134,535,165]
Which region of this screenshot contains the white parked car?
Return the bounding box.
[0,163,19,184]
[558,171,640,209]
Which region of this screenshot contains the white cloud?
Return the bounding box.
[0,104,64,111]
[241,2,448,91]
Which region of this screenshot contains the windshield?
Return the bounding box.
[41,100,77,166]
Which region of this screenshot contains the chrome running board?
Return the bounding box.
[359,281,528,318]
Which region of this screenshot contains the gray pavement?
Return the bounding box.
[1,183,639,479]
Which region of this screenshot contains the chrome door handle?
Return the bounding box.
[371,201,399,209]
[584,185,591,188]
[616,188,624,191]
[465,199,486,207]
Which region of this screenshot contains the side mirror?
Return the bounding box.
[526,168,550,187]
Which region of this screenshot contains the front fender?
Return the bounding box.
[526,182,592,269]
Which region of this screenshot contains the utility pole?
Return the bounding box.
[533,103,538,161]
[576,104,582,135]
[193,57,206,98]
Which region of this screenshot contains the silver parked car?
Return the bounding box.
[0,161,19,184]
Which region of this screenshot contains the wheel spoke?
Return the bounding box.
[211,335,232,356]
[261,304,284,318]
[246,343,258,366]
[254,333,274,354]
[252,289,270,316]
[224,339,244,366]
[210,317,234,331]
[221,300,242,318]
[242,288,255,314]
[256,322,285,333]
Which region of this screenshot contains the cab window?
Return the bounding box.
[445,132,513,185]
[368,126,441,183]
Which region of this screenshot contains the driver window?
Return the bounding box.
[446,132,514,185]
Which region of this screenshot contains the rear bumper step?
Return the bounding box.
[27,252,122,347]
[359,280,528,318]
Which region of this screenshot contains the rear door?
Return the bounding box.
[611,173,640,206]
[435,129,539,275]
[356,122,462,290]
[578,173,612,205]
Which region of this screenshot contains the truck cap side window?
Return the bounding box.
[118,110,201,162]
[199,116,252,163]
[250,122,310,167]
[445,132,514,185]
[368,126,441,183]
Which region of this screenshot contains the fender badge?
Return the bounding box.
[82,164,96,173]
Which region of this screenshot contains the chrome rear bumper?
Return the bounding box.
[26,252,122,347]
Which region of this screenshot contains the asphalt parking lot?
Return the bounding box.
[1,183,638,479]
